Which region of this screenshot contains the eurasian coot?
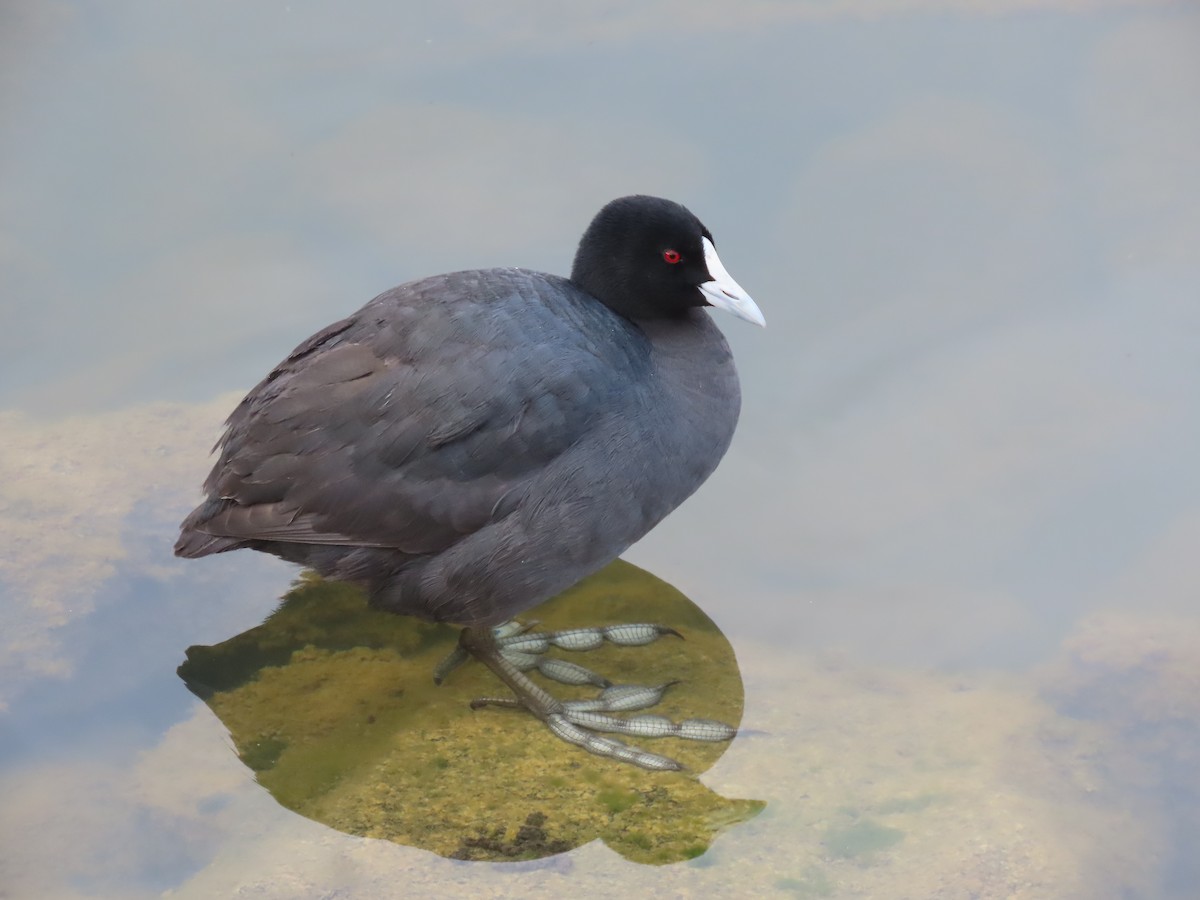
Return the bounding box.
[177,194,763,769]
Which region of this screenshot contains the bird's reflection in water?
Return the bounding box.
[178,559,764,864]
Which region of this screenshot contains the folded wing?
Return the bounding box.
[179,270,645,560]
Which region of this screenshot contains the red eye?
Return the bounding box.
[662,249,681,264]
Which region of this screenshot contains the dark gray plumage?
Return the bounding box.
[176,195,763,629]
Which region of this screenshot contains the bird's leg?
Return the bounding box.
[440,622,735,771]
[432,620,529,686]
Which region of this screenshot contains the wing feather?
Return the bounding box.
[187,270,649,559]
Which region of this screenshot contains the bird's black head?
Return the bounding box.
[570,195,764,327]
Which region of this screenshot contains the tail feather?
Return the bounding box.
[174,528,243,558]
[175,497,244,558]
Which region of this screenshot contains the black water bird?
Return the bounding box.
[176,195,763,769]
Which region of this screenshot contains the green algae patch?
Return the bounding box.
[597,787,640,814]
[179,559,763,863]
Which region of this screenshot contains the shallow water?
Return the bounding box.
[4,4,1200,898]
